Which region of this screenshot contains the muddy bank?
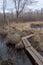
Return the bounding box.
[0,26,43,50]
[0,26,34,49]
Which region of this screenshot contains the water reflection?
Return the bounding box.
[0,36,8,60]
[0,36,32,65]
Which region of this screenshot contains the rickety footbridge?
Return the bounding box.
[22,34,43,65]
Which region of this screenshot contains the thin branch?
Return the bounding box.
[19,0,26,14]
[18,0,21,11]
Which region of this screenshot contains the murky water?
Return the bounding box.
[0,36,8,60]
[0,36,32,65]
[39,51,43,57]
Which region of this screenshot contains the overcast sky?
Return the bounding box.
[0,0,43,12]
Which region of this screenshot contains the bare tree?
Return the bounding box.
[13,0,35,21]
[3,0,10,32]
[3,0,7,23]
[3,0,10,26]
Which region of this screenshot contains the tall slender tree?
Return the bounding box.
[3,0,7,23]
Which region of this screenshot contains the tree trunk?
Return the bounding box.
[16,11,19,22]
[3,12,6,22]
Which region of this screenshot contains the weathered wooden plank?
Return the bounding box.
[22,34,34,48]
[26,47,43,65]
[22,38,31,48]
[30,46,43,62]
[24,34,34,39]
[23,38,43,62]
[22,34,43,65]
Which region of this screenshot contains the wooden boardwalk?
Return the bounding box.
[22,34,43,65]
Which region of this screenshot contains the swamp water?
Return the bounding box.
[0,36,32,65]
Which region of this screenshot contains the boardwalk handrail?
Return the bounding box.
[22,34,43,65]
